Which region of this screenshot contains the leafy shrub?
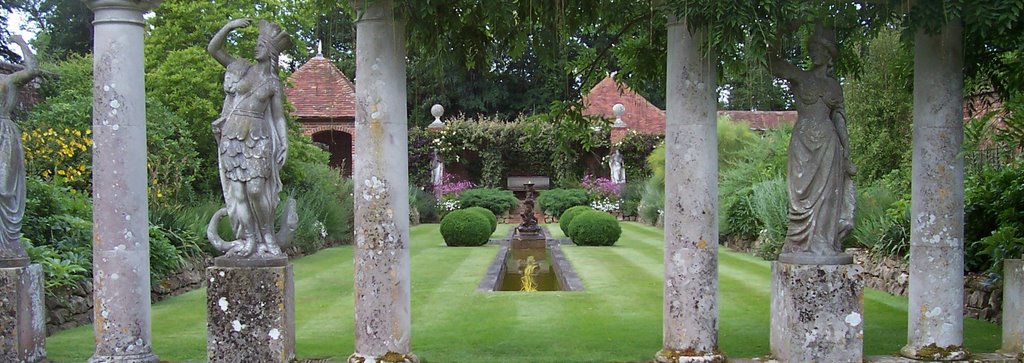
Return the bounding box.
[410,187,439,223]
[748,178,789,259]
[559,205,594,237]
[965,162,1024,272]
[149,225,184,281]
[970,226,1024,274]
[465,206,498,233]
[22,242,88,291]
[638,143,665,225]
[537,188,588,217]
[287,163,354,253]
[722,186,758,239]
[850,183,911,259]
[458,188,518,215]
[717,118,760,168]
[439,209,491,246]
[567,211,622,246]
[619,181,644,217]
[22,177,92,255]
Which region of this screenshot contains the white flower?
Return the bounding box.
[313,220,328,238]
[590,198,621,213]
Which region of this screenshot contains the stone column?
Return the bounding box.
[901,20,967,361]
[656,16,723,363]
[349,1,416,362]
[84,1,162,362]
[1003,259,1023,356]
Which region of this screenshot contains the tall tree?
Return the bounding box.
[846,27,913,185]
[0,0,28,63]
[17,0,92,60]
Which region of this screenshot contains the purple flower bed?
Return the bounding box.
[582,174,622,200]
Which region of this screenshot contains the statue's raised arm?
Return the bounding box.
[7,35,41,86]
[207,18,251,67]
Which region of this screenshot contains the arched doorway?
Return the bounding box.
[311,130,353,176]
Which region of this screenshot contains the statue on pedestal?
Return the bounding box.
[609,150,625,185]
[0,35,42,268]
[206,19,298,261]
[516,182,542,237]
[768,22,856,265]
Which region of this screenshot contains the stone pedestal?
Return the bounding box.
[511,231,546,250]
[771,262,864,363]
[1003,259,1023,355]
[207,260,295,363]
[0,264,45,363]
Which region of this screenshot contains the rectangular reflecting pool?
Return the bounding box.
[498,248,560,291]
[477,237,584,292]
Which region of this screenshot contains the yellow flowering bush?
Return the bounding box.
[21,127,93,192]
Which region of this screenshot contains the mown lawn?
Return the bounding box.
[46,222,1001,362]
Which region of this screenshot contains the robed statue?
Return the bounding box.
[206,19,298,260]
[768,22,856,265]
[0,35,42,268]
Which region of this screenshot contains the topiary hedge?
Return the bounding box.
[440,209,492,247]
[458,188,518,216]
[537,188,589,217]
[465,206,498,233]
[559,205,594,238]
[567,211,621,246]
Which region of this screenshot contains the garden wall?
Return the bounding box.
[45,259,209,335]
[850,249,1003,323]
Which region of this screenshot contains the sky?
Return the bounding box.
[6,9,37,57]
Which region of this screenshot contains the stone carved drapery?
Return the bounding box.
[0,36,41,268]
[609,149,625,184]
[768,22,856,265]
[206,19,298,261]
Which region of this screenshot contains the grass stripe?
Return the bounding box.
[44,222,1003,363]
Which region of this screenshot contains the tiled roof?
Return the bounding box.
[717,110,797,130]
[285,55,355,119]
[582,76,666,135]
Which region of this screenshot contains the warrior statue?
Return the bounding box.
[0,35,42,268]
[768,22,856,265]
[207,19,297,260]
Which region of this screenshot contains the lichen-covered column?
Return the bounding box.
[656,16,723,363]
[84,1,162,362]
[349,1,416,362]
[901,20,967,361]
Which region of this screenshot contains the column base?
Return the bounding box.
[87,352,160,363]
[207,263,295,363]
[347,352,419,363]
[654,349,725,363]
[1,264,46,363]
[771,262,864,363]
[899,344,969,361]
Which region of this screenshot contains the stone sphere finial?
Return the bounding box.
[428,104,445,129]
[612,103,628,128]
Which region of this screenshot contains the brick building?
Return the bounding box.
[285,55,356,176]
[582,75,796,143]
